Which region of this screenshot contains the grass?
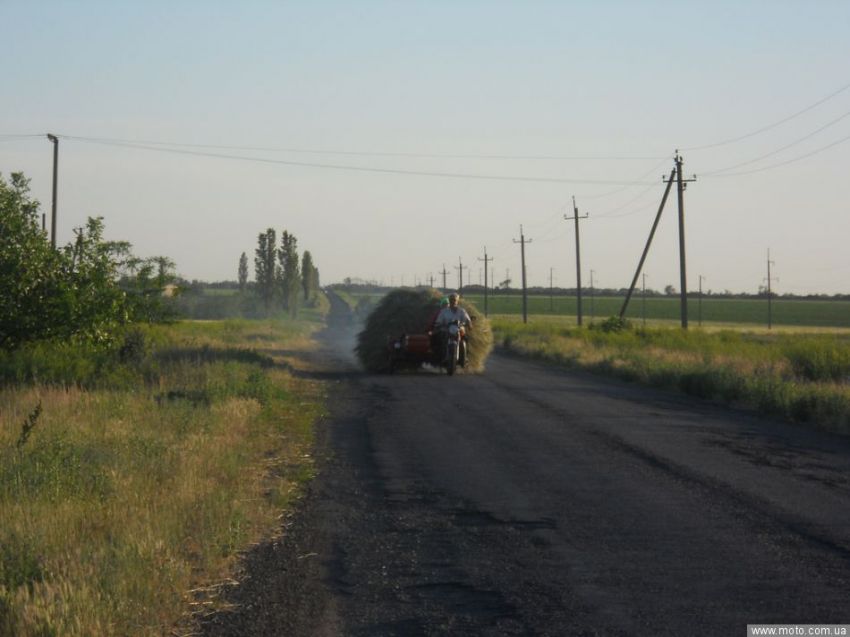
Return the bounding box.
[493,315,850,434]
[0,311,327,636]
[465,294,850,328]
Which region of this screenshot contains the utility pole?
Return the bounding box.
[549,267,554,313]
[439,264,448,291]
[765,249,776,330]
[454,257,467,293]
[619,168,676,319]
[513,226,532,324]
[478,247,493,317]
[565,196,589,326]
[47,134,58,249]
[429,273,434,288]
[642,273,648,327]
[590,269,596,321]
[675,152,697,329]
[698,275,706,327]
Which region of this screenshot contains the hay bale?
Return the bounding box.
[355,288,493,373]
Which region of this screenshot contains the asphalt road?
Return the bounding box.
[201,305,850,636]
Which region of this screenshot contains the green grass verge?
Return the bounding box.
[0,315,327,636]
[493,316,850,434]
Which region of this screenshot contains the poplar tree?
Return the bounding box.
[238,252,248,292]
[254,229,277,312]
[279,231,300,317]
[301,250,315,301]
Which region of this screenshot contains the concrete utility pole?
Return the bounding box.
[513,226,532,324]
[620,168,676,319]
[47,134,59,249]
[565,196,589,326]
[439,264,449,291]
[549,267,555,312]
[675,152,697,329]
[454,257,467,292]
[698,275,706,327]
[765,249,776,330]
[590,269,596,321]
[478,247,493,317]
[429,273,434,288]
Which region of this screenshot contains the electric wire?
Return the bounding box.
[0,134,45,141]
[59,136,658,186]
[702,131,850,178]
[59,134,666,162]
[593,181,661,218]
[580,156,671,200]
[703,106,850,175]
[682,79,850,151]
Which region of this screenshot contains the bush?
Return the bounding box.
[592,316,632,333]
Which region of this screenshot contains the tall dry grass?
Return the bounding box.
[0,317,325,636]
[494,317,850,433]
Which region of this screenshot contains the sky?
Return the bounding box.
[2,1,849,295]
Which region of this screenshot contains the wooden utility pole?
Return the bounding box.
[620,169,676,319]
[549,267,554,312]
[478,247,493,317]
[675,152,696,329]
[698,275,706,327]
[47,134,58,249]
[439,264,449,291]
[565,196,589,326]
[642,273,648,326]
[513,226,532,324]
[590,269,595,321]
[765,249,776,330]
[454,257,467,292]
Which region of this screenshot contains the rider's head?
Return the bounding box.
[449,293,459,307]
[440,297,449,307]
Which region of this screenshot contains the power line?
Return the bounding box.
[594,181,661,218]
[682,79,850,151]
[580,156,671,200]
[702,131,850,178]
[703,106,850,175]
[59,136,659,186]
[0,134,45,142]
[53,134,665,162]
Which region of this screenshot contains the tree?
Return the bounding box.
[238,252,248,292]
[1,172,62,347]
[301,250,318,301]
[279,231,300,317]
[664,284,676,296]
[254,229,277,312]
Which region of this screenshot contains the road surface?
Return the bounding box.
[201,302,850,636]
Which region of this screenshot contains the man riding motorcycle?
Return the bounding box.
[433,293,471,366]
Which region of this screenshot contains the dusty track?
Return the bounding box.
[200,297,850,635]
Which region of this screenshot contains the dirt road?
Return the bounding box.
[201,302,850,636]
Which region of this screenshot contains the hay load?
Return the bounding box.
[355,288,493,373]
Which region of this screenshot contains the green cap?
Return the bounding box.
[440,297,449,307]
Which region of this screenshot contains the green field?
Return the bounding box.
[463,294,850,329]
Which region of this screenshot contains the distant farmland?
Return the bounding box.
[462,294,850,329]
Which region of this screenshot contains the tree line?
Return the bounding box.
[236,228,320,318]
[0,172,176,350]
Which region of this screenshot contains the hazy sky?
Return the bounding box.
[3,1,849,294]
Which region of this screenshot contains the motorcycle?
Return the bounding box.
[386,319,468,376]
[441,319,467,376]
